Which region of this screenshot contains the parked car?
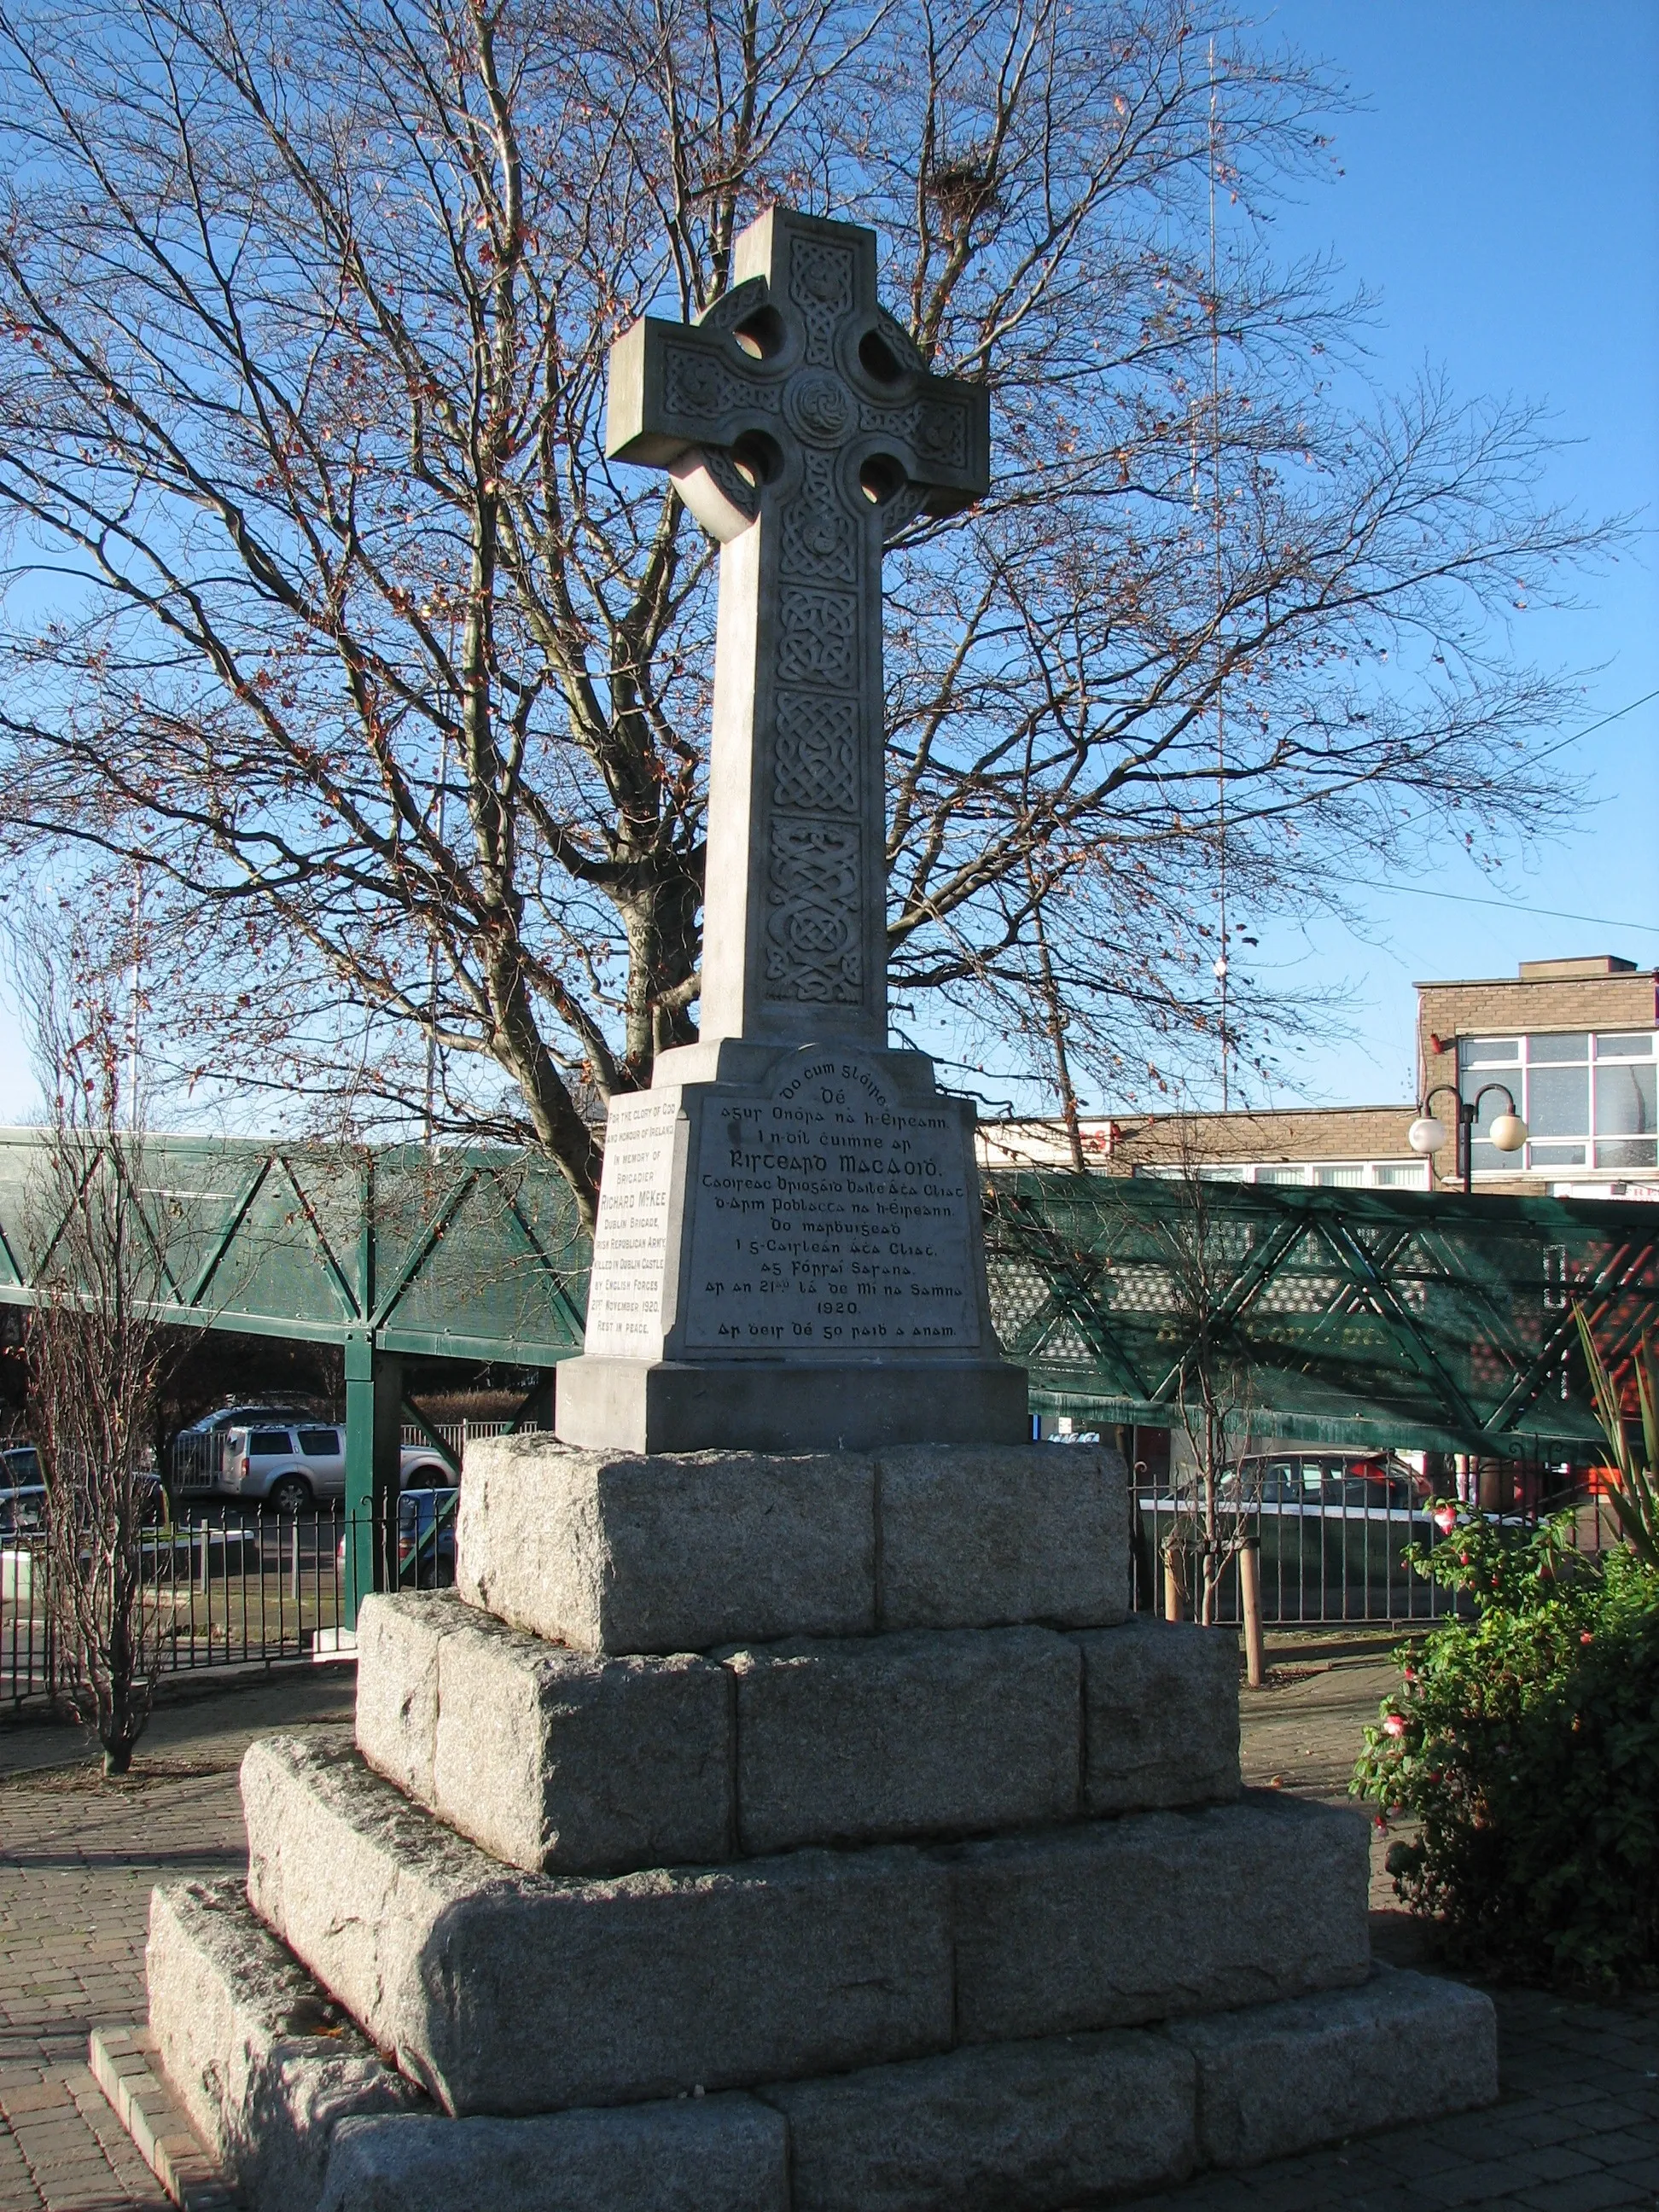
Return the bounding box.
[0,1484,46,1542]
[170,1405,323,1499]
[2,1447,166,1525]
[3,1444,39,1488]
[335,1487,458,1590]
[221,1423,454,1515]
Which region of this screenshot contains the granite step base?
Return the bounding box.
[239,1732,1369,2116]
[354,1592,1239,1875]
[144,1881,1497,2212]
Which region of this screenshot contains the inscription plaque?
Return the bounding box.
[684,1054,980,1353]
[581,1091,681,1359]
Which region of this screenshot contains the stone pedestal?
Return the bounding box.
[124,1436,1499,2211]
[557,1042,1027,1453]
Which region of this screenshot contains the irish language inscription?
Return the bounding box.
[684,1055,981,1353]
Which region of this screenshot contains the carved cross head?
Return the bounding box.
[605,207,989,544]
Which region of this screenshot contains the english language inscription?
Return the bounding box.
[684,1056,981,1353]
[582,1091,680,1359]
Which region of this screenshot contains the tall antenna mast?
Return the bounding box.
[1207,36,1230,1111]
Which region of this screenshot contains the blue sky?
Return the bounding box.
[1235,0,1659,1108]
[0,3,1653,1125]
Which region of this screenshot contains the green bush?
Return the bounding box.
[1353,1506,1659,1991]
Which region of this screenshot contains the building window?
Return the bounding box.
[1460,1031,1657,1174]
[1138,1159,1429,1190]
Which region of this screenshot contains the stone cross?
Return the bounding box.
[606,207,989,1051]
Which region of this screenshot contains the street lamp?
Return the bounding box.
[1408,1082,1528,1195]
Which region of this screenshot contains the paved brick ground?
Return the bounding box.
[0,1668,352,2209]
[0,1642,1653,2210]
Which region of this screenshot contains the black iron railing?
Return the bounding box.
[0,1495,457,1710]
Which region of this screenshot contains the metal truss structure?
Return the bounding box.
[981,1172,1659,1458]
[1,1130,1652,1612]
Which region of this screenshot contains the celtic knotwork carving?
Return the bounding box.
[781,460,856,580]
[663,342,781,424]
[790,237,856,365]
[765,820,862,1002]
[774,691,858,814]
[777,587,857,687]
[785,370,852,445]
[859,398,969,469]
[880,482,928,545]
[915,401,968,465]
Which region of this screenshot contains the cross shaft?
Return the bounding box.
[606,207,989,1045]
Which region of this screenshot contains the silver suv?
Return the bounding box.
[222,1424,452,1516]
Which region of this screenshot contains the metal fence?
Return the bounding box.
[1130,1485,1615,1626]
[1132,1493,1457,1624]
[0,1497,457,1710]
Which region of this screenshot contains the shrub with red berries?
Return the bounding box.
[1353,1506,1659,1991]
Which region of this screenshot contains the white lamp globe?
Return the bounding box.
[1407,1115,1446,1156]
[1489,1112,1528,1155]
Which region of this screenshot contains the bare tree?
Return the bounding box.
[0,0,1607,1220]
[1155,1130,1260,1625]
[17,923,177,1773]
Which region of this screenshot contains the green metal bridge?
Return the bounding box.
[981,1173,1656,1459]
[0,1129,1650,1610]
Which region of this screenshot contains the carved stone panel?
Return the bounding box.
[581,1091,684,1358]
[765,822,862,1004]
[773,692,859,815]
[780,457,856,581]
[789,235,857,366]
[683,1052,983,1353]
[776,587,859,689]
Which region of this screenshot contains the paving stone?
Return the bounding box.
[947,1793,1370,2042]
[88,2023,244,2209]
[316,2096,788,2212]
[243,1730,953,2116]
[144,1877,427,2208]
[724,1626,1080,1853]
[358,1592,732,1873]
[1168,1965,1498,2168]
[457,1435,877,1651]
[1074,1615,1240,1813]
[874,1443,1129,1631]
[760,2029,1196,2212]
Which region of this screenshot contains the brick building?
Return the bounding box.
[979,952,1659,1201]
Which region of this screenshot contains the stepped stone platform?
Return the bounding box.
[119,1437,1496,2211]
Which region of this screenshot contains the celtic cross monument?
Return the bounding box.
[122,220,1495,2212]
[555,207,1028,1452]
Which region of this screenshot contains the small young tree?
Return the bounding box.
[1157,1136,1261,1631]
[20,926,177,1773]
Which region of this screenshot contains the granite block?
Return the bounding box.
[1074,1615,1240,1813]
[356,1592,731,1872]
[948,1794,1370,2043]
[725,1626,1080,1853]
[457,1435,876,1652]
[242,1732,952,2116]
[317,2097,788,2212]
[875,1445,1128,1631]
[354,1594,444,1805]
[146,1879,422,2212]
[1170,1964,1499,2168]
[760,2029,1196,2212]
